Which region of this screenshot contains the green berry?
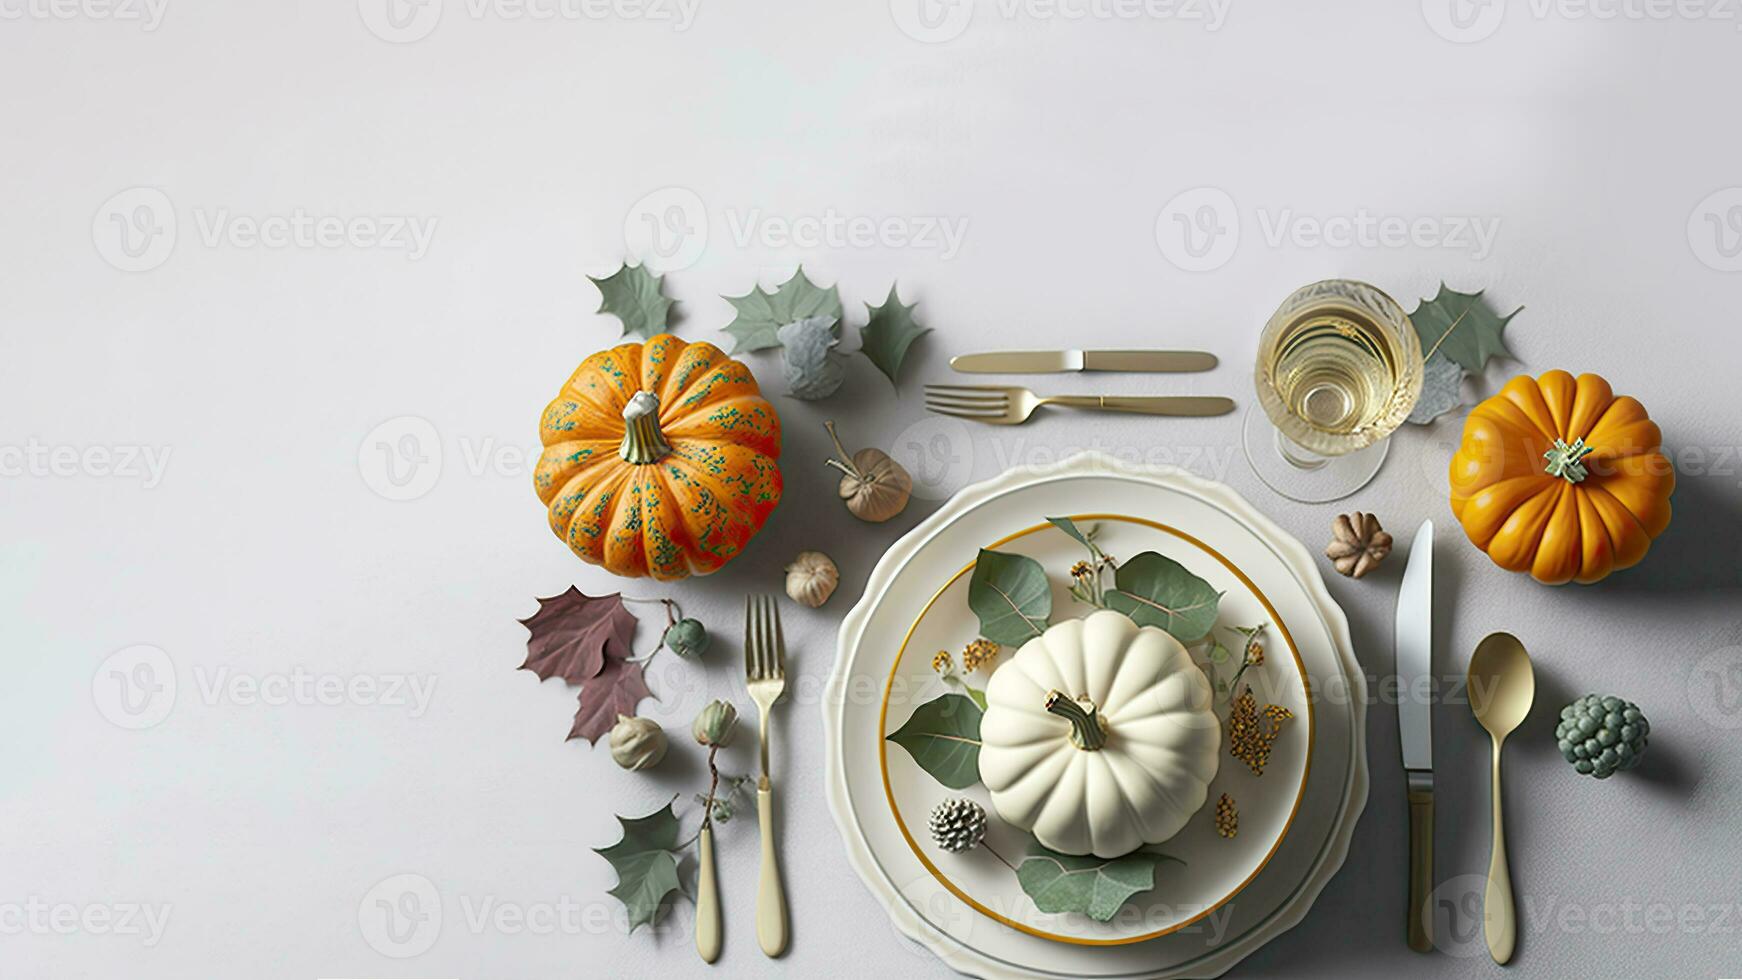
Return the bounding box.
[1554,693,1649,780]
[662,618,710,659]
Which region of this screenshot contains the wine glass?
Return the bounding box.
[1242,279,1423,503]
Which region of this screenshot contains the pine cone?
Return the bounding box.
[928,798,988,853]
[1325,512,1392,579]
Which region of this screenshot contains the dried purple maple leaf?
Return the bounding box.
[570,657,654,743]
[518,587,637,684]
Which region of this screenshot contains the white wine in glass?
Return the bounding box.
[1244,279,1423,502]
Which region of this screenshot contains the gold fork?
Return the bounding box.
[745,594,789,957]
[924,384,1235,425]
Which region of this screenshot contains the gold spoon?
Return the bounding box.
[1467,632,1535,965]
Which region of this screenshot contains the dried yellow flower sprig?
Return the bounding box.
[931,643,994,705]
[1215,793,1238,838]
[960,638,998,673]
[1228,687,1294,776]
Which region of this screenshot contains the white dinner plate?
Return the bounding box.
[824,454,1369,979]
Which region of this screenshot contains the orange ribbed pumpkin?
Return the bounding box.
[1449,371,1673,585]
[534,334,782,581]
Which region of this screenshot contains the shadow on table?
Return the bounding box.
[1566,470,1742,598]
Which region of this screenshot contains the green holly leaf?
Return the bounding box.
[721,266,842,353]
[1207,639,1232,664]
[859,284,931,387]
[593,800,684,933]
[1103,551,1221,644]
[589,263,674,340]
[885,692,983,789]
[1407,351,1465,424]
[1015,842,1184,922]
[1408,283,1520,375]
[969,548,1052,647]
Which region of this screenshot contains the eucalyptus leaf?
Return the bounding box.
[1408,283,1520,375]
[593,800,685,932]
[721,266,843,353]
[1047,516,1090,545]
[885,692,983,789]
[589,263,673,340]
[969,548,1052,646]
[859,284,931,387]
[1408,350,1465,424]
[1103,551,1221,644]
[1015,842,1183,922]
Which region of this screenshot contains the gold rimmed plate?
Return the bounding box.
[877,515,1314,946]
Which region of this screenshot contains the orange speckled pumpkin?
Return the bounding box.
[535,334,782,581]
[1449,370,1673,585]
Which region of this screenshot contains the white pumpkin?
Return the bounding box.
[977,609,1220,858]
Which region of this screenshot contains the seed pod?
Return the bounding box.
[823,421,912,523]
[693,700,738,747]
[608,715,668,771]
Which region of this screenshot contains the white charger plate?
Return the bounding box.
[877,514,1313,944]
[824,454,1369,979]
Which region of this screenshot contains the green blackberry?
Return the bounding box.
[1555,694,1649,779]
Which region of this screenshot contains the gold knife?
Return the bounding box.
[950,349,1218,374]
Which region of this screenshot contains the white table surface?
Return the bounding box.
[5,2,1741,977]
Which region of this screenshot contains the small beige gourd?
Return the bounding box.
[823,421,912,523]
[785,551,839,608]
